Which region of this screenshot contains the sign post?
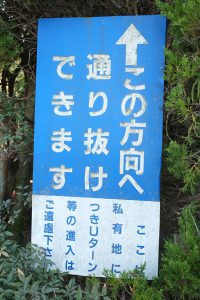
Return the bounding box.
[32,15,166,278]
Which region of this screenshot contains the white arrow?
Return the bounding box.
[116,24,148,66]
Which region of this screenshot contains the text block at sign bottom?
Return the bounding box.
[32,195,160,278]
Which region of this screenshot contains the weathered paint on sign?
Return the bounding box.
[32,15,166,278]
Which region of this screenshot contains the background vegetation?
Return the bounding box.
[0,0,199,299]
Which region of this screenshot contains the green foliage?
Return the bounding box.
[16,185,32,208]
[0,198,21,225]
[160,200,200,299]
[0,17,21,68]
[165,83,189,123]
[156,0,200,50]
[0,93,33,159]
[157,0,200,195]
[84,277,110,300]
[104,265,163,299]
[166,141,200,194]
[0,234,80,299]
[164,50,200,84]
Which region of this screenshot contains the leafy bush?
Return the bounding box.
[157,0,200,195]
[166,141,200,194]
[104,266,164,300]
[0,93,33,160]
[160,200,200,299]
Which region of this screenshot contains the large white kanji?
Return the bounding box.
[53,56,75,79]
[49,165,72,190]
[121,93,146,117]
[89,92,108,116]
[84,128,109,155]
[85,166,108,191]
[51,128,72,152]
[119,175,144,194]
[118,148,144,194]
[52,91,74,116]
[120,119,146,146]
[120,148,144,175]
[87,54,111,80]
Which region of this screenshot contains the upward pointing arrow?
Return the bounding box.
[116,24,148,66]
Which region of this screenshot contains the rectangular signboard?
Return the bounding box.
[32,15,166,278]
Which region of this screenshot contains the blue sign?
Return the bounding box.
[33,15,166,202]
[32,15,166,278]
